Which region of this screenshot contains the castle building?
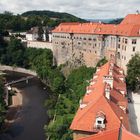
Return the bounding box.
[52,14,140,73]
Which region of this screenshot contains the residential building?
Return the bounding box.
[26,27,39,41]
[70,61,130,140]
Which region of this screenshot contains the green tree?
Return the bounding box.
[127,53,140,90]
[37,26,44,41]
[96,57,108,67]
[0,76,6,129]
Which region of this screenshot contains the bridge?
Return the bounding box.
[5,75,35,86]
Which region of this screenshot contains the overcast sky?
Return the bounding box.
[0,0,140,19]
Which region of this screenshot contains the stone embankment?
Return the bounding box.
[0,65,37,76]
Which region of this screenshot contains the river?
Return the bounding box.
[0,71,49,140]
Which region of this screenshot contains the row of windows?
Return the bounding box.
[118,45,127,51]
[118,45,136,52]
[53,35,98,41]
[118,38,137,44]
[117,52,126,60]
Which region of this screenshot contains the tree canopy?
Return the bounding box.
[0,10,85,32]
[127,53,140,91]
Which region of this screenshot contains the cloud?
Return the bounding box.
[0,0,140,19]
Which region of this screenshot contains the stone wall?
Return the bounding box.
[52,33,104,67]
[27,41,53,51]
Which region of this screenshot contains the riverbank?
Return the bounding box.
[0,65,37,76]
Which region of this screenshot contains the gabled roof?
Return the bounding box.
[70,62,130,133]
[120,14,140,25]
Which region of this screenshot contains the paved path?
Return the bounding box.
[128,91,140,134]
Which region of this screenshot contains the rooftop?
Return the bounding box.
[79,127,140,140]
[52,14,140,37]
[70,62,130,136]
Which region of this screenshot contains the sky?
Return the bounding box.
[0,0,140,19]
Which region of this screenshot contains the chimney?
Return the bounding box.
[103,75,113,88]
[105,83,111,100]
[79,99,87,109]
[86,86,92,94]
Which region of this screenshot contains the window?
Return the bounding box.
[117,52,120,59]
[118,38,121,42]
[132,39,137,44]
[118,44,120,49]
[133,46,136,52]
[125,39,128,44]
[125,46,126,51]
[122,38,125,43]
[97,121,102,124]
[88,38,92,41]
[83,38,86,40]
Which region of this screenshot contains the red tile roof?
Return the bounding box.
[70,61,130,134]
[79,127,140,140]
[120,14,140,25]
[52,14,140,37]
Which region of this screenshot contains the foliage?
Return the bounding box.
[45,66,95,140]
[0,76,6,128]
[96,57,108,67]
[126,53,140,91]
[22,10,85,22]
[0,10,85,32]
[37,26,44,41]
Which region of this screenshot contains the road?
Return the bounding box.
[128,91,140,134]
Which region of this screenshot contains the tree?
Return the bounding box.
[96,57,108,67]
[126,53,140,91]
[37,26,44,41]
[0,76,6,129]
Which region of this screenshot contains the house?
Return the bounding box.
[70,61,130,140]
[26,27,39,41]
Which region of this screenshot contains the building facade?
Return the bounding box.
[52,14,140,73]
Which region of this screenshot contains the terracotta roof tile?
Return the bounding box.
[79,127,140,140]
[52,14,140,37]
[70,62,129,132]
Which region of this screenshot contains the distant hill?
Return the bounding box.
[108,18,123,24]
[22,10,86,22]
[86,18,123,24]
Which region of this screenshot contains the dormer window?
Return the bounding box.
[94,111,106,130]
[103,75,113,88]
